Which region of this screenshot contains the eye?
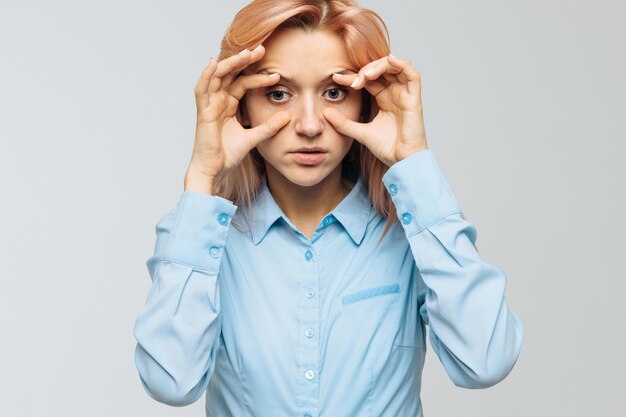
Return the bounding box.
[266,89,291,103]
[324,87,348,102]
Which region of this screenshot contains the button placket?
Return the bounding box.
[299,243,319,414]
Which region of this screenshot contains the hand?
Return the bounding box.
[322,54,428,167]
[186,45,291,192]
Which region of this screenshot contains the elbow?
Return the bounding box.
[452,322,524,389]
[138,374,205,407]
[134,344,207,407]
[452,358,518,389]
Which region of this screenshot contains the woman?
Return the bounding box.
[133,1,524,416]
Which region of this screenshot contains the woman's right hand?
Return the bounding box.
[184,45,291,194]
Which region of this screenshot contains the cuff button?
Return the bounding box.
[209,246,221,258]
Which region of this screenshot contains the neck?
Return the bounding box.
[264,165,354,226]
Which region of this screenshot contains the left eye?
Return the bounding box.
[324,88,347,101]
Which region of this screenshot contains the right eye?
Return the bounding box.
[266,90,292,104]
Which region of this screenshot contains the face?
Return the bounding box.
[241,28,363,189]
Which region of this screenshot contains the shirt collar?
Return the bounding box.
[248,175,372,246]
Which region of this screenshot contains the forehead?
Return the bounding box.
[248,28,356,81]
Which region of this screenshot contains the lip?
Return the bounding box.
[289,148,327,165]
[291,147,327,153]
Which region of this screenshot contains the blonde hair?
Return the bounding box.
[215,0,398,239]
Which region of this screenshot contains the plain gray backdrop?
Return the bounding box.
[1,0,624,416]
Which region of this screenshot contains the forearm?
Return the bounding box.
[133,191,237,405]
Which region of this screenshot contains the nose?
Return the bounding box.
[293,93,324,138]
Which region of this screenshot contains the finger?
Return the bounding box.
[322,107,372,148]
[228,72,280,101]
[246,111,291,147]
[350,59,402,90]
[387,54,421,85]
[363,79,387,97]
[194,58,218,99]
[333,72,387,97]
[220,44,267,91]
[209,45,264,93]
[381,72,399,85]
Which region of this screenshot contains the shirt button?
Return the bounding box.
[401,212,413,225]
[305,370,315,380]
[305,289,315,299]
[322,216,330,226]
[304,328,315,338]
[304,250,313,261]
[389,183,398,196]
[217,213,229,226]
[209,246,221,258]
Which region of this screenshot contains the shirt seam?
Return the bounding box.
[154,256,219,275]
[405,209,463,238]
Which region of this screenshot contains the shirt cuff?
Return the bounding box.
[154,191,238,272]
[381,149,462,236]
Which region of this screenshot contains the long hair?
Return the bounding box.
[215,0,397,239]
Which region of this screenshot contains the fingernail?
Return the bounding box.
[389,53,397,60]
[252,44,262,52]
[239,48,249,55]
[351,76,362,88]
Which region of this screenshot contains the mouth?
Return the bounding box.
[291,147,327,153]
[289,148,327,165]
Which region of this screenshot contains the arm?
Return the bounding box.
[382,149,524,388]
[133,191,237,405]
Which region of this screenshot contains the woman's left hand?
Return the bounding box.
[323,54,428,167]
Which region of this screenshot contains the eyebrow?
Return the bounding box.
[256,68,357,84]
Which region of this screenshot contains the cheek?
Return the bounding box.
[254,136,279,161]
[335,94,363,121]
[244,94,274,126]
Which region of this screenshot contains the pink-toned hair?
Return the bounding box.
[215,0,398,240]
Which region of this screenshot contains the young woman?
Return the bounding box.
[133,1,524,416]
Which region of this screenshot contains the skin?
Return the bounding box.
[186,27,429,239]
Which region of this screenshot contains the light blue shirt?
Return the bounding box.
[133,149,523,417]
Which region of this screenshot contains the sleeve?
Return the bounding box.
[381,149,524,389]
[132,191,238,406]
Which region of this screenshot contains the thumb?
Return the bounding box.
[247,111,291,147]
[323,107,370,147]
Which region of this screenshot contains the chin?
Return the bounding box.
[271,164,337,188]
[282,170,331,187]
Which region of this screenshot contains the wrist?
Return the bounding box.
[184,170,216,195]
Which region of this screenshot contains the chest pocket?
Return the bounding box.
[341,283,401,305]
[340,281,422,349]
